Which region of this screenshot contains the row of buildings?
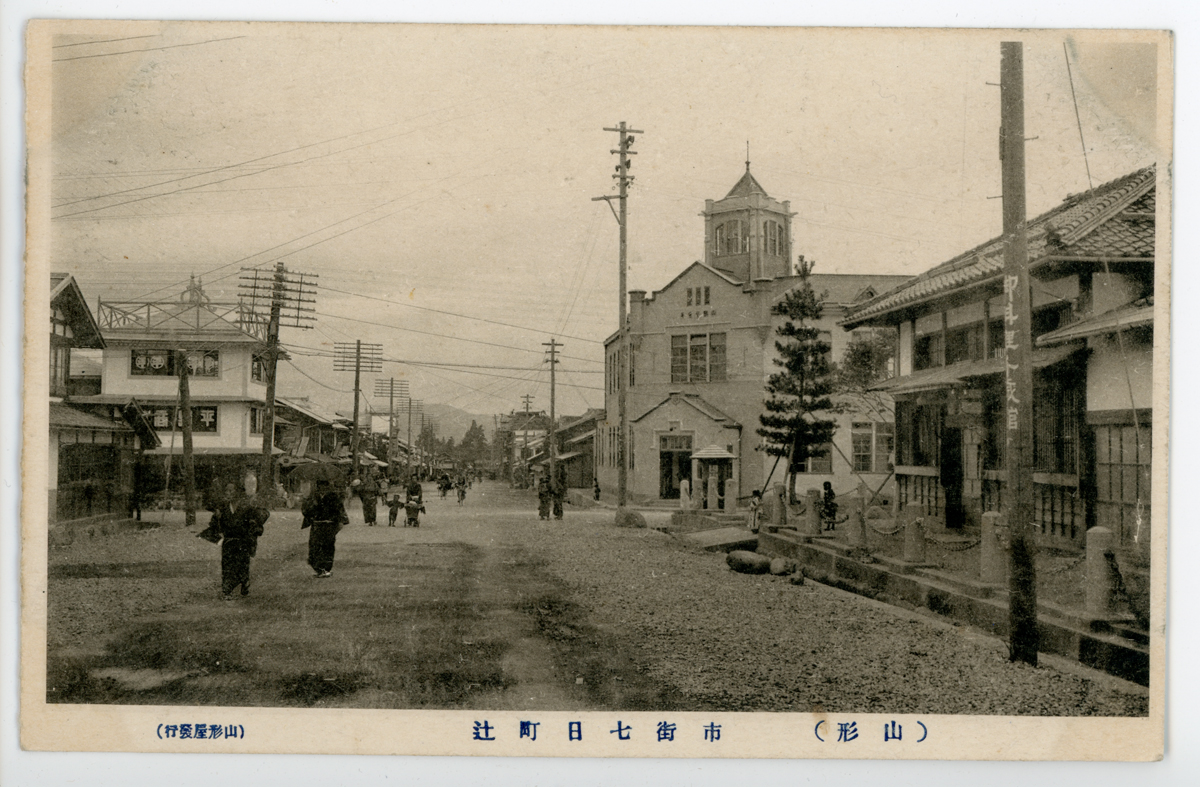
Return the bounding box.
[593,161,1156,553]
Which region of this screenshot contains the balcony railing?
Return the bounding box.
[97,300,268,342]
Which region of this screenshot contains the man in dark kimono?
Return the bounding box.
[303,479,348,578]
[212,480,270,600]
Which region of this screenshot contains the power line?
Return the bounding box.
[320,284,601,344]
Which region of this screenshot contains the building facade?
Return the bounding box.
[72,279,274,502]
[841,166,1155,552]
[597,166,910,508]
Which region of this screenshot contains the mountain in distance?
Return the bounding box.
[422,402,495,444]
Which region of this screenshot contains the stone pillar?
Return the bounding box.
[845,491,867,548]
[724,471,739,512]
[981,512,1007,585]
[1086,527,1117,619]
[775,483,790,528]
[691,459,701,509]
[803,488,822,536]
[707,470,719,513]
[679,478,691,510]
[902,510,925,563]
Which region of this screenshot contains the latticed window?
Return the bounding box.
[671,335,688,382]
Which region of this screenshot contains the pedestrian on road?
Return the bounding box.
[211,476,270,600]
[385,474,405,527]
[537,476,551,520]
[593,477,601,502]
[302,479,349,578]
[821,481,839,531]
[356,469,380,526]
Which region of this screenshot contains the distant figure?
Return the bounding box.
[748,489,763,533]
[356,470,380,526]
[209,477,270,600]
[302,479,349,578]
[537,476,551,520]
[455,475,468,505]
[551,466,566,520]
[404,474,425,527]
[822,481,839,531]
[593,477,601,502]
[385,474,405,527]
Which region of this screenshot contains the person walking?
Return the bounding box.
[537,475,551,520]
[209,476,270,600]
[302,479,348,578]
[356,469,380,526]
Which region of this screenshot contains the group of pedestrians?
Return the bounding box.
[200,467,428,598]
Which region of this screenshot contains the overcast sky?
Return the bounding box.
[47,24,1162,426]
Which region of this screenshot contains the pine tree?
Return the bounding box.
[758,261,838,501]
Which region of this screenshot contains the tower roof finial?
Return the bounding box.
[746,140,750,171]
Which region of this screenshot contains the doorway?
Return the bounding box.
[659,434,693,499]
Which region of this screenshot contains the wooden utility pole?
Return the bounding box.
[1000,41,1039,666]
[594,122,642,508]
[374,378,409,476]
[334,341,383,481]
[544,338,562,486]
[239,261,316,490]
[521,393,534,485]
[177,351,196,528]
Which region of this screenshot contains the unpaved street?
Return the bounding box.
[47,482,1147,715]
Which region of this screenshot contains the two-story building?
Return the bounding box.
[72,278,274,502]
[840,165,1156,552]
[597,165,910,508]
[49,273,158,523]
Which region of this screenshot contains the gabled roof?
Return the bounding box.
[50,273,105,349]
[49,403,131,431]
[725,166,769,198]
[632,391,741,428]
[842,165,1156,327]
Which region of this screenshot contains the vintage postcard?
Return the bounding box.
[21,20,1170,760]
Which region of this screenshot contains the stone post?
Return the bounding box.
[1086,526,1117,619]
[707,470,719,512]
[902,510,925,563]
[691,458,701,510]
[845,489,867,548]
[981,512,1007,585]
[724,471,739,512]
[679,478,691,510]
[773,483,789,528]
[803,488,822,536]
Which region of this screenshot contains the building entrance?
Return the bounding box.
[659,434,693,499]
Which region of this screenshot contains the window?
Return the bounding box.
[715,220,749,256]
[250,406,266,435]
[764,220,782,255]
[895,401,941,467]
[704,286,710,305]
[687,288,693,307]
[852,422,895,473]
[794,443,833,474]
[1032,304,1071,339]
[252,353,266,383]
[913,333,943,371]
[1033,371,1081,474]
[628,346,636,388]
[673,332,727,383]
[945,323,983,365]
[987,319,1005,359]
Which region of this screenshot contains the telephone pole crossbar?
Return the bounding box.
[543,339,562,487]
[334,340,383,480]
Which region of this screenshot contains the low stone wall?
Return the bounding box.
[757,531,1149,686]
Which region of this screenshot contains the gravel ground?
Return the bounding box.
[525,513,1147,716]
[46,493,1147,715]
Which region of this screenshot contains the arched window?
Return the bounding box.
[714,224,726,257]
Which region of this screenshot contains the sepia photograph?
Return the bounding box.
[16,17,1171,765]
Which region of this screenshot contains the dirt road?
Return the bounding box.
[46,482,1148,715]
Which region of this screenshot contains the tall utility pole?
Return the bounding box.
[374,378,409,476]
[543,338,562,486]
[406,398,422,476]
[334,341,383,480]
[521,393,534,485]
[177,350,196,528]
[593,121,642,508]
[239,261,317,489]
[1000,41,1039,666]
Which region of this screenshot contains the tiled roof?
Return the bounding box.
[49,403,130,431]
[843,165,1156,326]
[872,345,1084,395]
[1036,297,1154,346]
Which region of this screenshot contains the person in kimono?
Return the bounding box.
[213,477,270,600]
[302,479,349,578]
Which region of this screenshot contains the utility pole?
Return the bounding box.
[239,261,317,490]
[1000,41,1039,666]
[521,393,534,487]
[334,341,383,481]
[374,378,409,476]
[593,121,642,508]
[177,350,196,528]
[406,397,422,476]
[543,338,562,487]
